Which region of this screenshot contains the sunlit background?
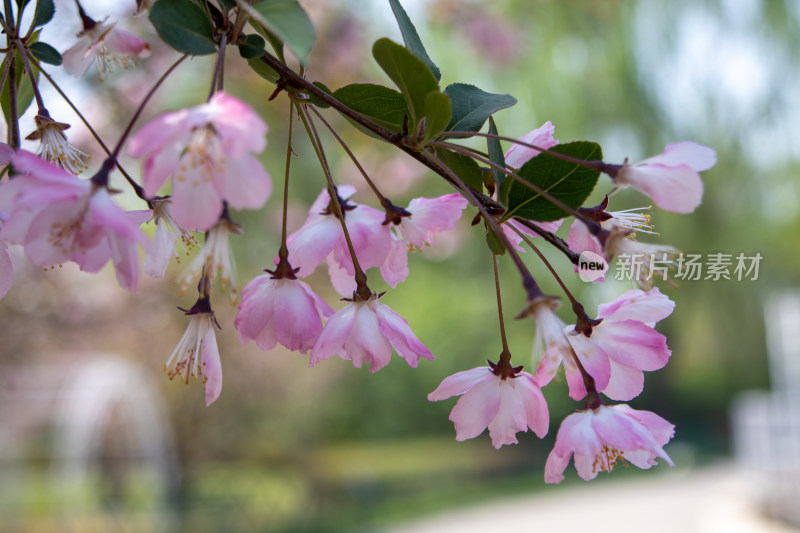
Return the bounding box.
[1,0,799,531]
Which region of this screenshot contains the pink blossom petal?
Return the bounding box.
[517,374,549,437]
[623,163,704,214]
[272,280,326,353]
[105,27,150,57]
[208,93,268,156]
[201,327,223,406]
[326,255,357,296]
[310,304,358,366]
[428,367,494,401]
[544,449,571,484]
[597,287,674,325]
[504,121,559,169]
[565,329,611,392]
[141,142,183,198]
[641,141,716,171]
[170,167,224,231]
[487,382,529,448]
[286,217,341,278]
[128,109,189,158]
[61,37,94,76]
[217,154,271,211]
[379,237,410,288]
[601,359,645,401]
[346,304,393,372]
[593,320,670,372]
[374,300,433,367]
[449,378,502,441]
[567,219,603,257]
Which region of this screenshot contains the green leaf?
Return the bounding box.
[15,0,31,11]
[237,34,266,59]
[501,141,602,222]
[422,90,451,142]
[31,0,54,28]
[1,47,38,126]
[238,0,315,64]
[443,83,516,137]
[435,147,483,192]
[149,0,217,55]
[29,41,61,65]
[487,117,506,189]
[247,56,281,83]
[332,83,409,134]
[485,226,507,255]
[372,38,439,130]
[387,0,440,81]
[249,19,285,62]
[218,0,237,11]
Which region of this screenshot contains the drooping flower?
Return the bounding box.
[565,288,673,401]
[613,141,716,214]
[545,404,675,483]
[504,121,559,169]
[309,293,433,372]
[25,113,89,174]
[428,365,549,449]
[235,275,334,354]
[284,186,392,293]
[62,19,150,80]
[164,297,222,406]
[519,296,580,391]
[177,219,240,303]
[128,92,272,231]
[377,193,469,289]
[0,151,147,290]
[141,197,198,279]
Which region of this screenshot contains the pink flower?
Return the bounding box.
[309,294,433,372]
[62,19,150,80]
[235,276,334,354]
[128,92,272,231]
[0,151,147,290]
[164,302,222,406]
[504,121,559,169]
[544,404,674,483]
[614,141,716,213]
[378,193,469,288]
[284,187,392,292]
[565,288,673,401]
[428,366,549,448]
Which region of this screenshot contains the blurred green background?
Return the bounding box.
[1,0,797,531]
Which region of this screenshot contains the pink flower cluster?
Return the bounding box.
[424,124,715,484]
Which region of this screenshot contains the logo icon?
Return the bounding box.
[578,251,608,282]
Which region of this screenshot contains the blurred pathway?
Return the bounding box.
[382,465,799,533]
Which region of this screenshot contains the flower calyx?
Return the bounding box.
[380,198,412,226]
[488,354,523,380]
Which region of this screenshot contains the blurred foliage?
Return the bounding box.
[1,0,798,530]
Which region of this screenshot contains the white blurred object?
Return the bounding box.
[0,354,178,531]
[731,291,800,527]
